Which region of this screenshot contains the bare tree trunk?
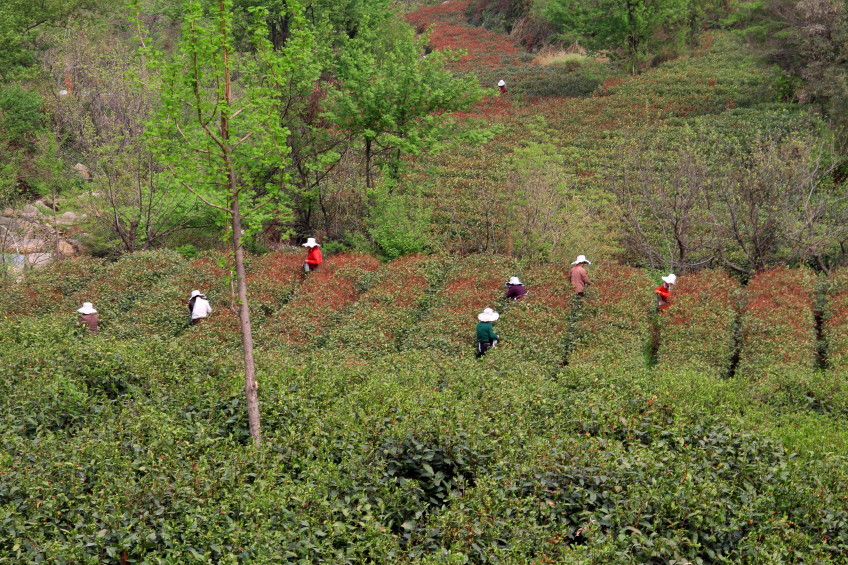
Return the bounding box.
[221,0,261,446]
[230,197,262,446]
[365,138,373,188]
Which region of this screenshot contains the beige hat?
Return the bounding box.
[302,237,320,248]
[662,273,677,285]
[77,302,97,315]
[478,308,500,322]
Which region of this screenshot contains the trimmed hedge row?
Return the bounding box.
[657,270,740,378]
[494,263,573,366]
[245,250,305,324]
[824,268,848,372]
[0,256,105,317]
[322,254,448,357]
[256,253,380,350]
[408,254,514,356]
[567,263,653,370]
[736,267,818,378]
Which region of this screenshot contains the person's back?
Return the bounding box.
[504,276,527,300]
[191,296,211,324]
[476,320,497,343]
[76,302,99,334]
[570,264,589,294]
[504,284,527,300]
[475,308,500,358]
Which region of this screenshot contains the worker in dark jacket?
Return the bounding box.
[504,276,527,300]
[476,307,500,358]
[76,302,99,334]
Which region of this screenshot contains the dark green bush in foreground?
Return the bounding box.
[3,254,848,563]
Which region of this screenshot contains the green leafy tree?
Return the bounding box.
[325,19,482,188]
[544,0,692,73]
[145,0,306,445]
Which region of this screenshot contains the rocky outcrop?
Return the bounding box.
[0,198,83,273]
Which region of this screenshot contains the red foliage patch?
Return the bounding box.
[737,267,817,376]
[264,253,380,346]
[406,0,523,72]
[657,270,739,377]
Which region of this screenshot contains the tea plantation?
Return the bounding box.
[4,250,848,563]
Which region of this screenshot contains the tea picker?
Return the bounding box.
[302,237,323,272]
[476,307,500,358]
[504,276,527,300]
[569,255,592,296]
[77,302,99,334]
[188,289,212,326]
[655,273,676,310]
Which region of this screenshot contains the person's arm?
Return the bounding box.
[205,301,212,315]
[582,271,591,286]
[489,326,499,341]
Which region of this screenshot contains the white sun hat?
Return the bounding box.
[662,273,677,285]
[77,302,97,315]
[190,290,201,298]
[478,307,500,322]
[302,237,320,248]
[507,276,522,286]
[497,79,506,87]
[571,255,592,265]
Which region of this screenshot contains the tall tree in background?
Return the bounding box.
[145,0,308,445]
[544,0,692,73]
[0,0,97,77]
[326,19,482,188]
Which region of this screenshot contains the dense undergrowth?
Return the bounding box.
[4,250,848,563]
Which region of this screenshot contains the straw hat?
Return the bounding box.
[497,79,506,87]
[507,276,522,286]
[662,273,677,285]
[77,302,97,315]
[478,308,500,322]
[302,237,320,248]
[571,255,591,265]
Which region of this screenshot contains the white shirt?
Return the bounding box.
[191,297,212,320]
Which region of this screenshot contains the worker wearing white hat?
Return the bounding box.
[504,276,527,300]
[655,273,677,310]
[497,79,507,94]
[76,302,99,334]
[188,290,212,326]
[476,308,500,358]
[302,237,323,272]
[570,255,592,296]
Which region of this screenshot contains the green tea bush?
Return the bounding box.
[657,270,740,378]
[736,267,817,378]
[567,263,653,370]
[256,253,380,350]
[111,253,229,340]
[0,256,105,317]
[245,250,305,323]
[493,263,573,367]
[73,250,188,328]
[409,254,513,356]
[323,254,448,357]
[824,267,848,372]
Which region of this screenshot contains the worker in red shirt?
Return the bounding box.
[302,237,323,272]
[655,273,676,310]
